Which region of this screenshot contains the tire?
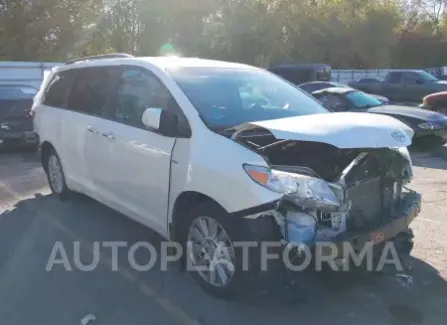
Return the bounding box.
[44,148,71,200]
[180,200,282,299]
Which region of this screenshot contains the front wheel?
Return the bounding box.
[188,215,236,289]
[181,201,283,299]
[183,202,244,299]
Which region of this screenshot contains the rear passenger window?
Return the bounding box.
[113,68,172,128]
[67,66,119,116]
[44,71,74,108]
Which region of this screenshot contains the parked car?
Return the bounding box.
[348,77,384,93]
[0,84,39,150]
[33,54,420,298]
[312,87,447,146]
[298,81,349,93]
[420,91,447,114]
[359,70,447,103]
[298,81,389,104]
[268,63,331,85]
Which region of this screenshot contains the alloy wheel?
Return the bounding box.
[187,216,236,287]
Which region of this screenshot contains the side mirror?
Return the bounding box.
[142,107,162,129]
[141,106,191,137]
[416,79,425,85]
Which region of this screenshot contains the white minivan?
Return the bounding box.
[33,54,421,298]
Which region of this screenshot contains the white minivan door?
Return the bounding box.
[102,67,179,235]
[64,66,121,202]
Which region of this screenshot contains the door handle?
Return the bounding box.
[102,132,115,140]
[87,125,98,133]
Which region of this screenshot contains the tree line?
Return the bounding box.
[1,0,447,69]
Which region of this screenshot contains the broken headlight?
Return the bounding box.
[391,146,413,181]
[243,164,340,211]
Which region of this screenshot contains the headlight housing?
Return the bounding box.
[243,164,340,211]
[390,146,413,182]
[395,146,412,163]
[418,121,442,130]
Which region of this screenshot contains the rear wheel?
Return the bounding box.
[44,149,71,200]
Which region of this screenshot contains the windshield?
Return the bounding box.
[418,70,438,82]
[0,86,36,119]
[345,90,382,108]
[168,67,329,129]
[0,86,37,100]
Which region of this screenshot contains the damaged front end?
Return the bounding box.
[232,125,421,256]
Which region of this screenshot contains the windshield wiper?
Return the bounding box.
[358,104,380,109]
[213,126,238,136]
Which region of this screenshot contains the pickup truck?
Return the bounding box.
[348,70,447,103]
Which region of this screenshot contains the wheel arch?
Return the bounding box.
[40,140,56,172]
[170,191,225,240]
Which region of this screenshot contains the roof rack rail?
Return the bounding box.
[65,53,134,65]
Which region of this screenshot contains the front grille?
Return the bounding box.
[2,119,33,131]
[0,131,36,141]
[0,133,24,139]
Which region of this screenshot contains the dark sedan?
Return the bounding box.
[298,81,390,104]
[0,85,39,151]
[312,87,447,146]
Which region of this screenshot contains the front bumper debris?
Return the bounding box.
[240,190,421,260]
[327,191,421,259]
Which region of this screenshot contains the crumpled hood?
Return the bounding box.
[232,112,414,148]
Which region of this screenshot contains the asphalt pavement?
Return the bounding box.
[0,150,446,325]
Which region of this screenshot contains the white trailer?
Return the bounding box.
[0,61,61,90]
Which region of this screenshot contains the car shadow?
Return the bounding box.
[1,193,446,325]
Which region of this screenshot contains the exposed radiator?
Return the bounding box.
[346,176,400,230]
